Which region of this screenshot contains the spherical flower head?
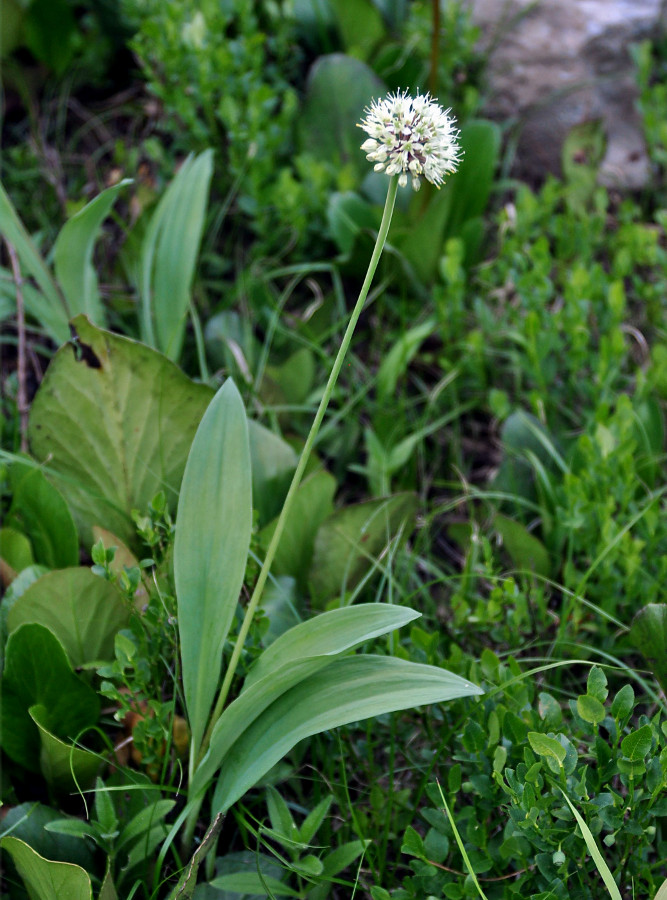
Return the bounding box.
[358,90,462,191]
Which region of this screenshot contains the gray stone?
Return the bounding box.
[466,0,667,188]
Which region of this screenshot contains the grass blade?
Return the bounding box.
[0,182,68,343]
[559,789,622,900]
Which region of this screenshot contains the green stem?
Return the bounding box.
[197,176,399,763]
[430,0,440,97]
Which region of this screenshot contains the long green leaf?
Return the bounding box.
[0,182,69,343]
[559,790,622,900]
[0,837,93,900]
[174,379,253,758]
[212,655,482,813]
[53,180,132,326]
[139,151,213,359]
[0,268,71,345]
[189,604,421,799]
[376,318,435,402]
[245,603,419,689]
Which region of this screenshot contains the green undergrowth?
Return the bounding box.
[2,6,667,900]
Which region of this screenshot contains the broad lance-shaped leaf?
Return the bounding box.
[243,603,419,689]
[139,150,213,360]
[189,604,421,799]
[175,379,253,758]
[212,655,482,814]
[53,179,132,327]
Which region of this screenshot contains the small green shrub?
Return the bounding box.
[386,660,667,899]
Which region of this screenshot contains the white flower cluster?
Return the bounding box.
[358,90,462,191]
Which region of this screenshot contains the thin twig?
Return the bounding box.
[5,240,29,452]
[168,812,225,899]
[424,856,535,881]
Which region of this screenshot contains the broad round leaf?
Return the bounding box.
[28,315,214,547]
[0,837,93,900]
[8,567,130,667]
[309,493,417,605]
[630,603,667,694]
[299,54,385,175]
[258,469,336,588]
[0,623,100,770]
[0,803,95,871]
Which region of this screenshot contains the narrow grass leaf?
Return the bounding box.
[0,182,68,343]
[115,800,176,854]
[559,790,622,900]
[321,839,369,877]
[175,379,252,758]
[435,782,489,900]
[212,655,481,813]
[53,180,131,326]
[376,318,435,402]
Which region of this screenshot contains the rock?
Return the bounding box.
[466,0,667,189]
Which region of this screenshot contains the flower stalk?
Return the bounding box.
[186,91,462,854]
[197,175,400,763]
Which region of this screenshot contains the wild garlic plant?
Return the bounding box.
[171,92,469,880]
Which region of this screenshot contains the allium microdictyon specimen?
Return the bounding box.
[358,91,462,191]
